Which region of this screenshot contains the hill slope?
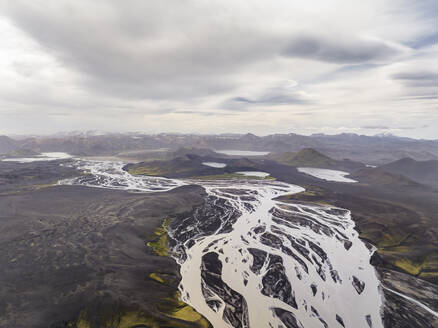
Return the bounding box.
[351,167,422,188]
[270,148,364,171]
[0,136,18,154]
[378,157,438,188]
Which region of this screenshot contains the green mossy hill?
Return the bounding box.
[192,173,273,181]
[270,148,365,171]
[118,147,218,163]
[277,185,438,284]
[124,155,207,178]
[270,148,337,167]
[126,159,193,177]
[124,153,262,179]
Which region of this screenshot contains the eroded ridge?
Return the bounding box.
[169,180,384,328]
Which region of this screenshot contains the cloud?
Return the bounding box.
[222,79,311,110]
[1,0,278,102]
[361,125,417,130]
[392,71,438,87]
[361,125,390,130]
[282,34,405,64]
[1,1,438,138]
[230,93,307,106]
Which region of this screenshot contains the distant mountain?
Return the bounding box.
[310,133,438,164]
[377,157,438,188]
[269,148,365,171]
[0,136,18,154]
[4,132,438,164]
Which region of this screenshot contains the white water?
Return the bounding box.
[59,159,384,328]
[60,160,184,192]
[298,167,357,183]
[203,162,227,168]
[2,152,72,163]
[174,179,383,328]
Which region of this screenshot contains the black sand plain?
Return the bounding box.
[0,161,208,328]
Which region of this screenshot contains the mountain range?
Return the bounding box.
[1,132,438,164]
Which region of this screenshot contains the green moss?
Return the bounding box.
[378,231,410,248]
[149,272,165,284]
[192,173,273,180]
[393,257,427,276]
[158,292,210,328]
[270,148,336,168]
[128,164,193,177]
[147,219,171,256]
[148,272,176,285]
[278,186,327,204]
[76,310,91,328]
[71,216,212,328]
[73,304,210,328]
[128,166,166,176]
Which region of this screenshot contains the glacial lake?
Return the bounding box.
[298,167,357,183]
[202,162,227,168]
[214,150,270,156]
[2,152,72,163]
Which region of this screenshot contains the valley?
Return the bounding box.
[0,139,437,328]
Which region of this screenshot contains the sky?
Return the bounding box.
[0,0,437,139]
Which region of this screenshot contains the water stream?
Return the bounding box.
[60,159,385,328]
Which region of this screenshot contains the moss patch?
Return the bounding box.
[73,302,210,328]
[71,215,211,328]
[127,162,193,177]
[128,166,167,176]
[392,257,428,276]
[192,173,274,180]
[146,219,170,256]
[149,272,165,284]
[149,272,177,286]
[278,186,328,205]
[269,148,337,168]
[158,292,210,328]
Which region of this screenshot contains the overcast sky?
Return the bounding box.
[0,0,437,138]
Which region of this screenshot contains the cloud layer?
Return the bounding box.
[0,0,437,138]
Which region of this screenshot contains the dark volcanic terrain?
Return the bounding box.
[0,167,209,328]
[1,138,438,327]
